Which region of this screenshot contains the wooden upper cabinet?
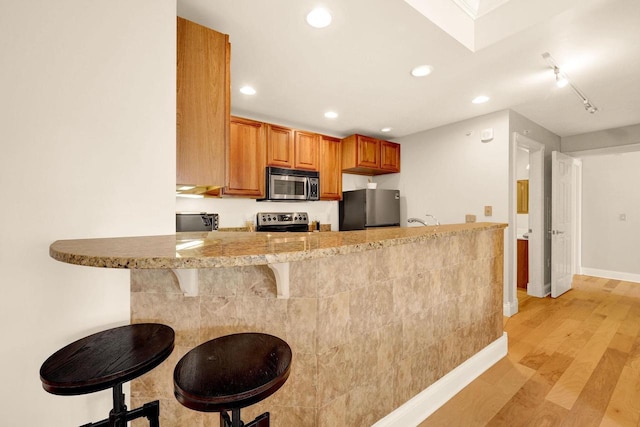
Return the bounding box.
[224,117,265,197]
[266,124,294,168]
[319,135,342,200]
[380,140,401,172]
[342,134,400,175]
[294,131,319,171]
[176,17,230,187]
[357,135,381,169]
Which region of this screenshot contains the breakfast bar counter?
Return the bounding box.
[50,223,505,269]
[50,223,507,427]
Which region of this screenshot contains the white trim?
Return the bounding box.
[504,299,519,316]
[581,268,640,283]
[373,333,508,427]
[509,132,545,309]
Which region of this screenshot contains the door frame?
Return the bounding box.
[506,132,545,315]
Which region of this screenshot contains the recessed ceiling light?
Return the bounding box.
[239,85,256,95]
[381,127,392,132]
[410,65,433,77]
[324,111,338,119]
[306,8,332,28]
[472,95,490,104]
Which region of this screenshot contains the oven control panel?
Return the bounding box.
[256,212,309,227]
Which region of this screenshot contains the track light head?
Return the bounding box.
[554,67,569,88]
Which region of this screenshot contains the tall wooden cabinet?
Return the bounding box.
[225,117,265,197]
[176,17,230,187]
[319,135,342,200]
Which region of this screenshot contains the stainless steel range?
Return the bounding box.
[256,212,309,232]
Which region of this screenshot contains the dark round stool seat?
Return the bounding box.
[40,323,175,396]
[174,333,292,413]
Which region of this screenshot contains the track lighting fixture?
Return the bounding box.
[554,67,568,88]
[542,52,598,114]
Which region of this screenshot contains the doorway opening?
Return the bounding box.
[506,133,545,316]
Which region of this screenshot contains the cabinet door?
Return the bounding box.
[224,117,265,197]
[319,135,342,200]
[294,131,319,171]
[380,140,400,172]
[517,239,529,288]
[176,17,229,187]
[266,124,294,168]
[357,135,381,169]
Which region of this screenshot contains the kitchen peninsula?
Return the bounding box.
[50,223,507,427]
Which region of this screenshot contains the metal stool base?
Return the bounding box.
[220,410,269,427]
[79,383,160,427]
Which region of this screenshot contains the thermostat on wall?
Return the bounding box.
[481,128,494,142]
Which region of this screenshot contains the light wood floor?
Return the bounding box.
[419,275,640,427]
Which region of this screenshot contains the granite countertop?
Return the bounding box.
[50,222,506,269]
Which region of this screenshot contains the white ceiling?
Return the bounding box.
[177,0,640,140]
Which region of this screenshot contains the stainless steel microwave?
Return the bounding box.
[262,167,319,201]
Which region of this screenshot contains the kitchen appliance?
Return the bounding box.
[339,189,400,230]
[261,167,319,201]
[256,212,309,232]
[176,212,219,232]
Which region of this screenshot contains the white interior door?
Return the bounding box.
[551,151,578,298]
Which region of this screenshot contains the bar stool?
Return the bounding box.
[40,323,175,427]
[174,333,292,427]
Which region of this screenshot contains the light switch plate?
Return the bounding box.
[465,214,476,223]
[484,206,492,216]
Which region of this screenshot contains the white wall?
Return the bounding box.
[377,110,511,226]
[0,1,176,425]
[562,122,640,152]
[579,151,640,278]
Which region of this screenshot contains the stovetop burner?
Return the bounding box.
[256,212,309,232]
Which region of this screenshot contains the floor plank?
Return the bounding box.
[418,276,640,427]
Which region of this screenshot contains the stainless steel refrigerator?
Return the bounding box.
[339,189,400,230]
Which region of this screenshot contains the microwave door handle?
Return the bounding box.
[305,178,310,199]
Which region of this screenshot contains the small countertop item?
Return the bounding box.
[49,222,506,269]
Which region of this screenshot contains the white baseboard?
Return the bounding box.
[580,268,640,283]
[503,300,518,316]
[373,333,508,427]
